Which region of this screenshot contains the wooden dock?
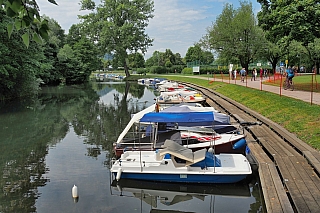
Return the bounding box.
[185,83,320,213]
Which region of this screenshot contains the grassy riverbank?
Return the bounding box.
[127,75,320,150]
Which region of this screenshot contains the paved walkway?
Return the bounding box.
[188,76,320,106]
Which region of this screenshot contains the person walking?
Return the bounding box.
[251,68,256,81]
[233,69,237,80]
[254,68,257,80]
[240,68,246,82]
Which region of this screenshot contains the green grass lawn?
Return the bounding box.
[127,74,320,150]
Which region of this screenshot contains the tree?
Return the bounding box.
[1,0,56,46]
[204,1,264,71]
[257,0,320,72]
[0,10,45,99]
[73,37,101,78]
[201,51,214,65]
[80,0,154,77]
[128,52,145,70]
[185,45,202,63]
[174,53,184,65]
[257,0,320,46]
[66,24,83,47]
[164,49,175,65]
[37,16,65,85]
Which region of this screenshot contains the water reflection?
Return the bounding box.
[111,179,251,212]
[0,81,263,212]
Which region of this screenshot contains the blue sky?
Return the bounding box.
[38,0,261,59]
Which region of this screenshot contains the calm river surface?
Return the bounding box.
[0,80,264,212]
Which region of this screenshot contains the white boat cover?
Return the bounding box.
[116,104,156,144]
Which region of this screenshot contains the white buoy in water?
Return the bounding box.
[72,185,78,198]
[116,168,122,181]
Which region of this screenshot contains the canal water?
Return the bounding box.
[0,80,264,212]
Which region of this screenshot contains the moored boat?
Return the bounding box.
[113,105,247,158]
[156,90,206,104]
[110,139,252,183]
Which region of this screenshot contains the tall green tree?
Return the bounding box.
[56,44,83,84]
[37,16,65,85]
[0,10,45,100]
[257,0,320,72]
[204,1,263,71]
[80,0,154,77]
[66,24,83,47]
[128,52,145,70]
[185,45,202,63]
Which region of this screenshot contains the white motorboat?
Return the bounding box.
[111,140,252,184]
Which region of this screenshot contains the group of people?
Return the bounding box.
[230,67,269,82]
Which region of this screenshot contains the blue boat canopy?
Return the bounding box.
[140,111,214,123]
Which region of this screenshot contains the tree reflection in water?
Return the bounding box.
[0,81,149,212]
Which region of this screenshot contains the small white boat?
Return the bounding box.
[157,90,206,104]
[111,140,252,184]
[157,81,184,92]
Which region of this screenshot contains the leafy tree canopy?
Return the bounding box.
[1,0,57,47]
[204,1,264,71]
[257,0,320,46]
[79,0,154,77]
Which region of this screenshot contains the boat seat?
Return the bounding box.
[186,148,206,166]
[160,140,206,166]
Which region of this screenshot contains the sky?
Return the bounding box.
[38,0,261,59]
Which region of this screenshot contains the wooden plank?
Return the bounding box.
[276,156,311,212]
[303,151,320,175]
[259,126,297,157]
[310,151,320,162]
[268,164,294,213]
[247,141,272,164]
[259,163,274,212]
[258,137,279,157]
[262,163,286,212]
[250,125,297,158]
[288,156,320,207]
[247,141,293,212]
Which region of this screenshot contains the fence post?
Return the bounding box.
[280,73,283,96]
[311,73,314,105]
[220,71,223,82]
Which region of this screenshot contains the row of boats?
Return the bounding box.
[110,79,258,184]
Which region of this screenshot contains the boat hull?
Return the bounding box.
[110,150,252,184]
[112,172,248,184]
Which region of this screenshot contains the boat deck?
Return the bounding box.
[184,82,320,213]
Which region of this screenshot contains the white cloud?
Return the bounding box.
[145,0,213,58]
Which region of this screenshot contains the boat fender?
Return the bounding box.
[208,147,214,153]
[245,145,251,155]
[233,138,247,150]
[155,149,161,161]
[116,168,122,181]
